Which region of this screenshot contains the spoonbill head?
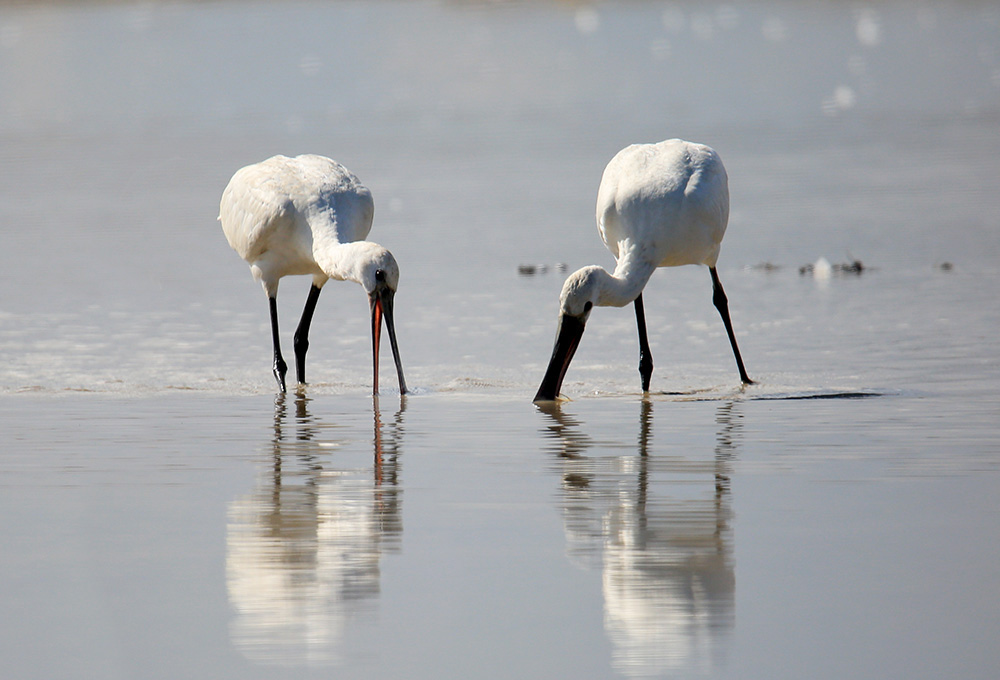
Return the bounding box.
[534,139,752,402]
[362,248,406,397]
[220,154,406,395]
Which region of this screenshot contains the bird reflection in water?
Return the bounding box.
[226,391,405,665]
[538,399,740,677]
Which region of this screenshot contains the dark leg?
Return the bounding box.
[293,284,322,385]
[269,296,288,393]
[710,267,753,385]
[634,294,654,392]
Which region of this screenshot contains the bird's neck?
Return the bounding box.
[313,239,377,287]
[598,246,657,308]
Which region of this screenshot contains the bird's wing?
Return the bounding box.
[289,155,375,244]
[596,141,729,268]
[220,161,299,263]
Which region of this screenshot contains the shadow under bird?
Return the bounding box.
[534,139,752,402]
[220,154,406,395]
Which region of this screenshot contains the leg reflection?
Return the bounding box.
[226,393,405,664]
[538,399,740,677]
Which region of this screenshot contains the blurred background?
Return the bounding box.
[0,0,997,393]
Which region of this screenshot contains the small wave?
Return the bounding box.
[751,390,884,401]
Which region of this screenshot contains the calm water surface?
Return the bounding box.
[1,1,999,678]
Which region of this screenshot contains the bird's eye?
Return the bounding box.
[375,269,386,282]
[584,301,593,313]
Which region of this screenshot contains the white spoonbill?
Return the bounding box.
[220,154,406,395]
[534,139,752,402]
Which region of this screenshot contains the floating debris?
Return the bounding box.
[800,256,864,277]
[799,256,831,278]
[748,262,781,272]
[835,259,864,274]
[518,263,568,276]
[939,262,953,272]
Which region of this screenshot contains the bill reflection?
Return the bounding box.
[226,392,405,665]
[539,400,740,677]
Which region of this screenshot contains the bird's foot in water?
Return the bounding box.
[273,357,288,393]
[638,355,653,393]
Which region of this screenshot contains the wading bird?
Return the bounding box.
[534,139,752,402]
[220,154,406,395]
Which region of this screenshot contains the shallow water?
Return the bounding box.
[2,1,1000,678]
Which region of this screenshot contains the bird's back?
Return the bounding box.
[220,155,375,270]
[596,139,729,268]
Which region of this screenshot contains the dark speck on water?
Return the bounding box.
[799,258,866,276]
[518,262,568,276]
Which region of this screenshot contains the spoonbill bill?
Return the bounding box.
[534,139,752,402]
[220,154,406,395]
